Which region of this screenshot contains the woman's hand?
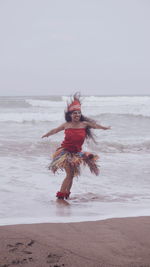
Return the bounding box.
[104,126,111,130]
[41,133,49,138]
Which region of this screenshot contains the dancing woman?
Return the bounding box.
[42,94,110,199]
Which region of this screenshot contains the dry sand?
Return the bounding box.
[0,216,150,267]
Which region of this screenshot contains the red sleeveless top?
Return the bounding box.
[61,128,86,152]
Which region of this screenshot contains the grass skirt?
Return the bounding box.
[49,147,100,177]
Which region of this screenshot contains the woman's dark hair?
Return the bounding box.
[65,111,96,142]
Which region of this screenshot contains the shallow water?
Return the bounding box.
[0,95,150,225]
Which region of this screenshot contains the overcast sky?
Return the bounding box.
[0,0,150,96]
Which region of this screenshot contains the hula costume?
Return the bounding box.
[49,128,100,177]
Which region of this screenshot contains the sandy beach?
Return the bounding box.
[0,217,150,267]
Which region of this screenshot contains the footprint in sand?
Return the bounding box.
[4,240,35,266]
[27,240,35,246]
[47,253,62,264]
[22,250,32,255]
[15,242,24,246]
[9,247,18,252]
[7,242,23,252]
[11,258,33,265]
[7,240,35,253]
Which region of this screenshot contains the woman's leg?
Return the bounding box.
[59,165,74,193]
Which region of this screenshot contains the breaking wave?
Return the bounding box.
[88,140,150,153]
[1,111,150,123]
[1,139,150,156]
[25,99,65,108]
[0,112,63,123]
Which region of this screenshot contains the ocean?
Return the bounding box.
[0,95,150,225]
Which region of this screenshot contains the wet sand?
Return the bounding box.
[0,216,150,267]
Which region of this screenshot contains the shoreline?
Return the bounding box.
[1,211,150,227]
[1,216,150,267]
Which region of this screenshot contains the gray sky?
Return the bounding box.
[0,0,150,96]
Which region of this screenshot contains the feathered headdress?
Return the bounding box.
[67,93,81,112]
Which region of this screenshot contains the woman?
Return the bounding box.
[42,94,110,200]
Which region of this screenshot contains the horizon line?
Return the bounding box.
[0,94,150,97]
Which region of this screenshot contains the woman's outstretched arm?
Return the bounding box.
[41,123,66,138]
[84,121,111,130]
